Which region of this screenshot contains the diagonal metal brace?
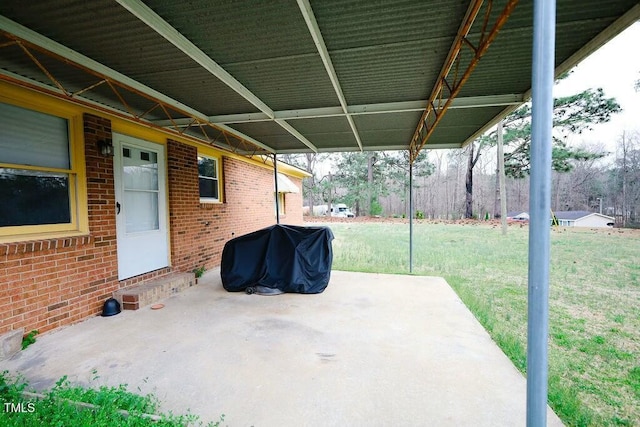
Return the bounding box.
[409,0,519,163]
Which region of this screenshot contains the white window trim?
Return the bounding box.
[197,154,221,203]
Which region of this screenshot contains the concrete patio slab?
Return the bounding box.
[1,270,563,426]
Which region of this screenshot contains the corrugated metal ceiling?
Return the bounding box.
[0,0,638,155]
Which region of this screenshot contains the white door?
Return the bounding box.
[113,133,169,280]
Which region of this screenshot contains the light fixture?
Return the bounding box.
[98,139,114,157]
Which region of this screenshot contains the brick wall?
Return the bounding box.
[0,125,303,336]
[0,114,119,335]
[167,139,303,273]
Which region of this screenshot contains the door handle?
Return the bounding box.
[116,202,121,215]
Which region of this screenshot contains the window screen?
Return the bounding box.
[0,102,70,169]
[0,102,72,228]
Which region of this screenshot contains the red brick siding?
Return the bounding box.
[0,114,119,335]
[1,124,303,336]
[167,140,303,273]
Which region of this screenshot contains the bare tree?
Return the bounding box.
[280,153,331,216]
[614,132,640,226]
[465,143,482,218]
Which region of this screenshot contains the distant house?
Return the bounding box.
[507,211,530,221]
[554,211,614,228]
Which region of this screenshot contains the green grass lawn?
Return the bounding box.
[0,371,223,426]
[317,221,640,427]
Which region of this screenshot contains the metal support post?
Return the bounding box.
[274,153,280,225]
[527,0,555,425]
[497,120,508,235]
[409,156,414,273]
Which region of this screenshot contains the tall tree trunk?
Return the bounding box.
[307,177,315,216]
[554,173,561,212]
[304,153,315,216]
[493,130,501,218]
[497,121,508,234]
[367,152,374,216]
[517,179,522,209]
[404,177,409,218]
[434,152,442,219]
[493,170,500,218]
[465,144,475,219]
[453,161,460,219]
[327,172,332,217]
[621,132,628,227]
[465,143,482,219]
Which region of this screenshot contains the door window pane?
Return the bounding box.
[123,147,158,191]
[121,144,160,233]
[124,190,159,233]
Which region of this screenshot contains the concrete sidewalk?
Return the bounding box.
[1,270,563,426]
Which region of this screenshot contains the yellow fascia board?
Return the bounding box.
[276,163,311,179]
[109,115,307,179]
[257,156,312,179]
[2,80,309,179]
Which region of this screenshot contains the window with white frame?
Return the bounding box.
[197,155,220,202]
[0,101,79,235]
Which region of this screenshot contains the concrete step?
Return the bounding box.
[113,272,196,310]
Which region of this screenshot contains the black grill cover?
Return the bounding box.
[221,224,334,294]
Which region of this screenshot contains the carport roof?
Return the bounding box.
[1,1,638,159]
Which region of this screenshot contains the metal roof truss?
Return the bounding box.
[409,0,520,163]
[0,21,274,156]
[1,1,638,160]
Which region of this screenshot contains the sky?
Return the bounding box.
[553,21,640,152]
